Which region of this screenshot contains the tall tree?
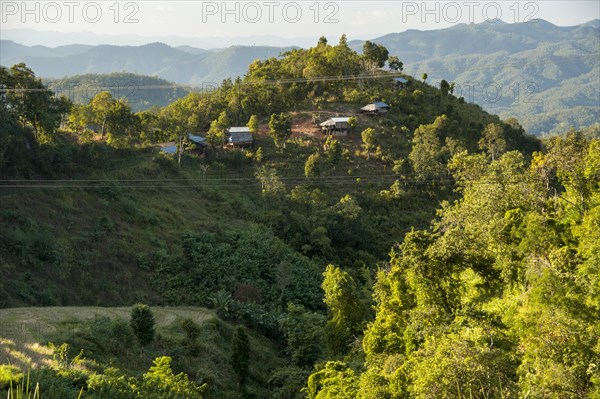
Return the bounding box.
[388,56,403,72]
[130,303,155,347]
[440,79,450,97]
[3,63,71,141]
[322,264,367,354]
[324,136,342,166]
[247,114,259,135]
[478,123,507,161]
[362,41,389,69]
[361,128,377,159]
[280,303,326,367]
[409,115,448,179]
[269,113,293,149]
[89,91,117,140]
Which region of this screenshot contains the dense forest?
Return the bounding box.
[0,35,598,399]
[43,73,190,113]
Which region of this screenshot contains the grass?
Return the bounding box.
[0,306,214,370]
[0,306,288,399]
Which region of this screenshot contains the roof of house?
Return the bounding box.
[394,77,408,83]
[228,132,254,144]
[158,142,177,154]
[188,134,206,146]
[361,104,378,111]
[331,117,351,123]
[228,126,251,133]
[373,101,390,108]
[320,117,351,127]
[362,102,390,112]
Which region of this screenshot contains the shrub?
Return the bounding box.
[0,365,23,390]
[181,318,201,341]
[130,303,155,346]
[232,284,262,304]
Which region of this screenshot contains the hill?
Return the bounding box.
[350,19,600,135]
[43,72,190,112]
[1,37,598,398]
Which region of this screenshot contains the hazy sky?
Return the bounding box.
[1,1,599,43]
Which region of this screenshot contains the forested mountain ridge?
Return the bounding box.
[43,73,190,112]
[1,34,599,399]
[0,40,295,86]
[350,19,600,135]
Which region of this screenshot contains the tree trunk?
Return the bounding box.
[178,135,183,166]
[101,118,106,140]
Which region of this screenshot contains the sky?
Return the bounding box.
[1,1,599,46]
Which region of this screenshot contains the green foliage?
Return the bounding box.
[255,165,285,196]
[344,135,599,399]
[280,304,326,367]
[387,56,403,72]
[181,318,201,341]
[268,366,310,399]
[231,326,251,387]
[130,303,155,346]
[4,41,591,399]
[147,225,323,311]
[439,79,450,96]
[332,195,362,220]
[408,330,517,399]
[141,356,205,399]
[247,114,259,133]
[322,265,368,354]
[205,111,230,150]
[361,128,377,159]
[362,41,390,69]
[1,63,71,141]
[409,115,449,179]
[479,123,507,161]
[305,152,322,178]
[324,136,342,166]
[0,365,23,390]
[306,361,359,399]
[269,113,293,149]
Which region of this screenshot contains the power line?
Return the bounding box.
[0,172,573,190]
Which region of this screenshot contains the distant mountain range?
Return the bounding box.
[0,40,295,86]
[1,19,598,135]
[350,19,600,135]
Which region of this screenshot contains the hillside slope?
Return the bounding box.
[0,306,214,367]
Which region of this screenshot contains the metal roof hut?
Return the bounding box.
[320,117,352,136]
[227,127,254,147]
[188,133,207,153]
[361,101,390,115]
[392,77,409,88]
[158,142,177,155]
